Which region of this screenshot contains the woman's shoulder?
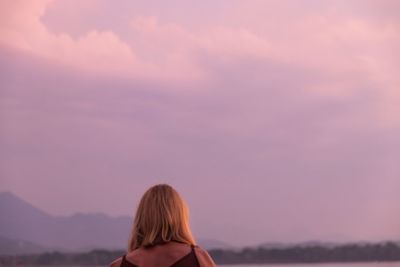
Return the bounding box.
[192,245,217,267]
[107,244,216,267]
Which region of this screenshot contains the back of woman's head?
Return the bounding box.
[128,184,196,251]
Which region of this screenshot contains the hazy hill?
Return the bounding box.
[0,235,49,255]
[0,191,131,253]
[0,191,229,254]
[258,240,340,249]
[196,238,232,250]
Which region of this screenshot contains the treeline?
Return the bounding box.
[1,242,400,266]
[0,249,122,266]
[211,242,400,264]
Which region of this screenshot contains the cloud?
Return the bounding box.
[1,0,400,245]
[0,1,283,83]
[0,1,138,74]
[0,1,203,81]
[2,41,400,244]
[1,0,398,94]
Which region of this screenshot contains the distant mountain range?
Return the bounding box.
[0,191,230,255]
[4,191,396,257]
[0,235,47,255]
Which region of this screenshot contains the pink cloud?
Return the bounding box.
[1,0,399,124]
[0,2,277,83]
[0,1,138,74]
[1,1,400,244]
[0,1,204,82]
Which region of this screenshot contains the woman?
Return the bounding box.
[109,183,217,267]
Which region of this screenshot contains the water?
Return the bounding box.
[219,264,400,267]
[26,263,400,267]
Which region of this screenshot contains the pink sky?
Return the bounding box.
[1,0,399,246]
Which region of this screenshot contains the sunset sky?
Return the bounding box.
[1,0,399,247]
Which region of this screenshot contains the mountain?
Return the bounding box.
[0,191,229,254]
[196,238,233,250]
[257,240,343,249]
[0,191,132,253]
[0,235,50,255]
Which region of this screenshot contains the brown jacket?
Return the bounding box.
[108,241,216,267]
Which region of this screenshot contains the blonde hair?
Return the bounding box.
[127,184,196,252]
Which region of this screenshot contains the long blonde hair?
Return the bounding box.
[127,184,196,252]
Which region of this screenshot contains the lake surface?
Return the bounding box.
[26,263,400,267]
[219,263,400,267]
